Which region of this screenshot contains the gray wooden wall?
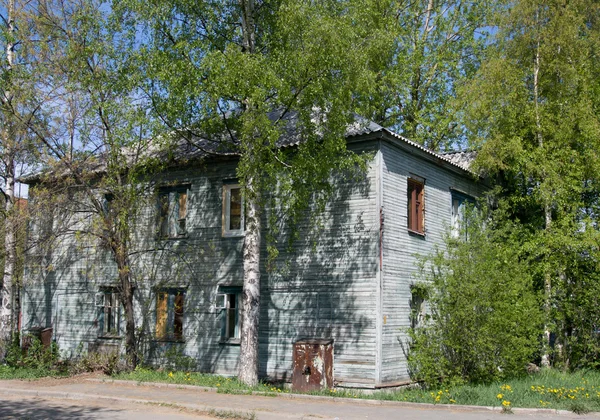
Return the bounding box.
[21,135,483,388]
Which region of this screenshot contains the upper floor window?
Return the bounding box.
[407,177,425,234]
[158,185,189,239]
[451,191,476,238]
[96,288,121,337]
[156,288,185,341]
[222,183,244,236]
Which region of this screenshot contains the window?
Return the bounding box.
[407,178,425,234]
[156,289,185,341]
[451,191,476,238]
[222,183,244,236]
[158,186,189,239]
[216,287,241,343]
[96,289,120,337]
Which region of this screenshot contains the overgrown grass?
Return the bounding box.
[113,367,286,395]
[114,368,600,412]
[366,369,600,412]
[0,364,69,379]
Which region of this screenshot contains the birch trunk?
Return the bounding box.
[238,0,260,386]
[239,179,261,386]
[1,0,17,340]
[533,26,552,368]
[115,246,137,369]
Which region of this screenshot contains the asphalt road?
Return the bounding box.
[0,393,215,419]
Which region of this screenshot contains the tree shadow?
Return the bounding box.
[0,397,122,419]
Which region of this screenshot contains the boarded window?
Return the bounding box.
[407,178,425,234]
[97,288,120,337]
[158,186,189,238]
[216,287,241,342]
[156,289,185,341]
[222,183,244,236]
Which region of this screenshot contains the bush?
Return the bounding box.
[4,332,61,372]
[408,213,542,386]
[70,350,126,375]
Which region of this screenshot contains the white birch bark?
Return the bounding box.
[1,0,17,340]
[533,23,552,368]
[239,180,261,386]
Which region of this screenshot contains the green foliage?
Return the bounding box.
[408,212,542,385]
[4,333,62,374]
[460,0,600,370]
[362,0,495,151]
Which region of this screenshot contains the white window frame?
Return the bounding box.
[451,190,476,239]
[217,289,241,343]
[222,183,244,237]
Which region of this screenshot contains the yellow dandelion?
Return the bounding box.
[502,400,511,407]
[497,393,503,399]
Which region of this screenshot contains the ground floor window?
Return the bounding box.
[216,287,241,343]
[96,288,120,337]
[156,289,185,341]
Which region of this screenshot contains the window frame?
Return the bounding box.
[157,185,190,240]
[216,287,241,344]
[96,288,121,338]
[222,183,244,237]
[407,177,425,235]
[451,190,476,239]
[155,288,186,342]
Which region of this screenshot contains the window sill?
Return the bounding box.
[407,229,426,238]
[157,235,189,241]
[97,335,122,340]
[222,232,244,238]
[153,338,186,343]
[219,338,241,346]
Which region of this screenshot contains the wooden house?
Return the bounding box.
[21,122,484,388]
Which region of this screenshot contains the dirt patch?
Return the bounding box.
[8,371,108,387]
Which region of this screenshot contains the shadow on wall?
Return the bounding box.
[259,170,375,383]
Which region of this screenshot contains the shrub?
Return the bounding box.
[408,213,542,386]
[4,332,61,372]
[70,350,126,375]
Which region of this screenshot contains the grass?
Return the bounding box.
[0,364,69,379]
[362,369,600,412]
[114,368,600,412]
[112,367,286,395]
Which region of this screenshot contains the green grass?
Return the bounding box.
[114,368,600,412]
[0,364,69,379]
[113,367,285,395]
[363,369,600,412]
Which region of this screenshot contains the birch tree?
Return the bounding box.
[27,0,159,368]
[462,0,600,368]
[0,0,43,342]
[362,0,493,151]
[124,0,388,385]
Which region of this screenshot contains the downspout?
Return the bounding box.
[375,138,384,386]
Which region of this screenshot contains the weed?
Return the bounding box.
[207,409,256,420]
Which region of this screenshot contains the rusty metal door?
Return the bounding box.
[292,338,334,392]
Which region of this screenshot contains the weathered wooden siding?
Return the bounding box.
[22,141,380,386]
[378,139,485,385]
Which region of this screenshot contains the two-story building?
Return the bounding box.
[21,121,483,388]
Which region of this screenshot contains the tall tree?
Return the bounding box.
[124,0,386,384]
[27,0,159,368]
[0,0,43,341]
[363,0,493,151]
[462,0,600,367]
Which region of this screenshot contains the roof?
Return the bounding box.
[22,113,476,183]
